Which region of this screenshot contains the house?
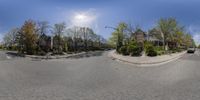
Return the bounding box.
[147,33,163,46]
[134,29,146,43]
[132,29,147,50]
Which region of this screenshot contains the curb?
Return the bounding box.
[109,50,186,67]
[25,52,87,59]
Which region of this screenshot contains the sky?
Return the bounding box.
[0,0,200,44]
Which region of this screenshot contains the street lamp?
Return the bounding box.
[105,26,118,30]
[105,26,121,52]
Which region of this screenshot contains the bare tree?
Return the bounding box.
[52,22,66,54]
[3,28,19,49]
[37,21,49,35]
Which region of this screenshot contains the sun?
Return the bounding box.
[72,13,92,27]
[70,10,97,27]
[75,14,87,21]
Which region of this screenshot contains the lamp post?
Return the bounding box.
[105,26,121,52]
[51,36,53,50]
[84,27,88,51]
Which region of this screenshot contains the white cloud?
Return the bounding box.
[0,33,3,43]
[0,25,3,43]
[193,33,200,45]
[188,25,200,45]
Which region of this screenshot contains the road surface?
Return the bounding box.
[0,50,200,100]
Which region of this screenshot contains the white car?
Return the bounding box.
[187,47,196,53]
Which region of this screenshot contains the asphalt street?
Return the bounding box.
[0,50,200,100]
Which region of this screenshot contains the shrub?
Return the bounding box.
[63,43,68,52]
[155,46,164,51]
[37,50,46,56]
[145,42,157,57]
[146,46,157,56]
[11,46,17,51]
[128,45,141,56]
[155,47,165,55]
[170,48,182,53]
[0,45,3,50]
[119,46,129,55]
[175,48,182,52]
[144,41,152,50]
[53,46,64,55]
[125,40,142,56]
[157,50,165,55]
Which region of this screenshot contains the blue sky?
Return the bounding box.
[0,0,200,44]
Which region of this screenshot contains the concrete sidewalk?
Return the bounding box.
[109,50,186,66]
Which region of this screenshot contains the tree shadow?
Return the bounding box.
[6,51,25,58]
[5,51,105,60]
[69,51,104,59]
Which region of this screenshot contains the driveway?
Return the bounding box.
[0,50,200,100]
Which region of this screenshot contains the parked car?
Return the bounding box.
[187,47,196,53]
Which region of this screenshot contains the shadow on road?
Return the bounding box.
[69,51,104,59]
[3,51,105,61]
[6,52,25,58]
